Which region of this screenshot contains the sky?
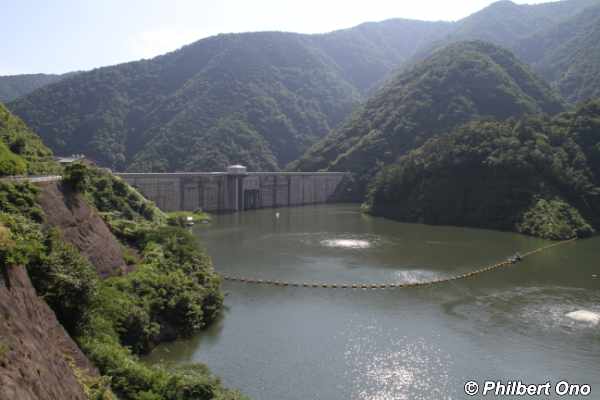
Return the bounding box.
[1,0,550,75]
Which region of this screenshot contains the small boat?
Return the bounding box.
[509,252,523,264]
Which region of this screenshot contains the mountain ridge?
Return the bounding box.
[8,20,452,171]
[7,0,600,173]
[292,41,565,198]
[0,73,77,103]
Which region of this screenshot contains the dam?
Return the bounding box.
[116,165,346,212]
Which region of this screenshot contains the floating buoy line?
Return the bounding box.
[221,238,577,290]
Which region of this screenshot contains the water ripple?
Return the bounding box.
[445,286,600,336]
[343,325,452,400]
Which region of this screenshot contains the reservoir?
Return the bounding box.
[145,205,600,399]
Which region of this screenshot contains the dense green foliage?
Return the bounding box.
[5,0,600,177]
[29,228,99,333]
[517,198,593,240]
[8,0,600,174]
[8,22,452,172]
[294,41,564,198]
[364,100,600,240]
[442,0,598,53]
[0,141,27,175]
[0,171,244,399]
[63,163,91,192]
[414,0,600,104]
[0,73,66,103]
[515,3,600,104]
[0,102,60,175]
[84,167,165,224]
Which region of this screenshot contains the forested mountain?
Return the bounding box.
[293,41,564,198]
[515,3,600,103]
[444,0,598,50]
[0,73,69,102]
[364,100,600,240]
[8,0,600,173]
[8,21,451,172]
[413,0,600,103]
[309,19,453,93]
[0,103,59,175]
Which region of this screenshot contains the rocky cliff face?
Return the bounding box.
[36,182,127,278]
[0,265,97,400]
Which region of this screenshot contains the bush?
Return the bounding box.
[0,223,16,273]
[0,342,8,361]
[27,229,99,334]
[0,103,60,175]
[517,198,595,240]
[63,163,90,192]
[0,182,43,221]
[0,141,27,176]
[85,169,165,226]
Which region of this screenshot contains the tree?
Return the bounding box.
[63,163,90,192]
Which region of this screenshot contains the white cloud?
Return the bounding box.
[128,28,209,59]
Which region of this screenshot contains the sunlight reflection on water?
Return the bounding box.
[344,325,452,400]
[321,239,372,249]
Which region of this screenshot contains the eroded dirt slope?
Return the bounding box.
[0,265,97,400]
[37,182,127,277]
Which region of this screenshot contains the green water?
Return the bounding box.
[145,205,600,399]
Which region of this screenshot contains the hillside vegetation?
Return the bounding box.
[8,21,451,172]
[364,100,600,240]
[0,163,246,399]
[0,73,67,103]
[414,0,600,104]
[0,105,244,397]
[441,0,598,51]
[8,0,600,172]
[293,41,564,198]
[515,3,600,103]
[0,103,60,175]
[7,1,600,174]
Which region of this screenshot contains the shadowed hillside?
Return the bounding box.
[293,41,564,198]
[8,21,451,172]
[8,0,600,174]
[364,100,600,240]
[515,3,600,103]
[411,0,600,103]
[0,103,59,176]
[0,74,67,103]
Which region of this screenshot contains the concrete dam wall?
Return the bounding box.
[116,169,346,212]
